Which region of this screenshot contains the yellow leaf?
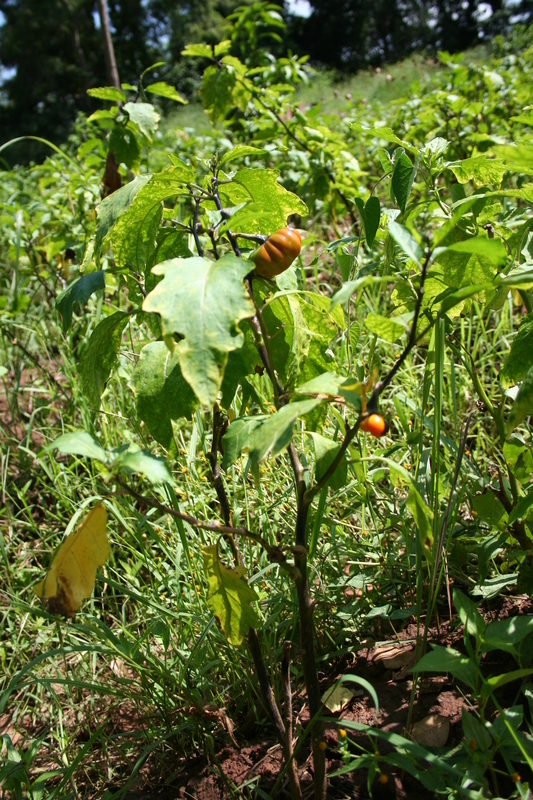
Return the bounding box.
[34,504,109,618]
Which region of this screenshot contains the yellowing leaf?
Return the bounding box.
[34,504,109,618]
[321,684,354,713]
[201,545,259,646]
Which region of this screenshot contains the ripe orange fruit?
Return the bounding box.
[252,227,301,278]
[359,413,389,438]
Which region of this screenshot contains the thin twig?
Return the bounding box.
[191,193,204,257]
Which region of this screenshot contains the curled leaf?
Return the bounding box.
[34,504,109,618]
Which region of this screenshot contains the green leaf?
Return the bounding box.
[453,589,485,642]
[182,43,213,59]
[108,126,141,171]
[114,202,162,273]
[202,64,240,123]
[131,342,198,449]
[412,645,476,688]
[388,220,422,265]
[55,271,105,333]
[94,175,151,262]
[123,102,160,140]
[500,312,533,388]
[145,82,187,104]
[352,124,418,155]
[406,485,434,557]
[364,196,381,247]
[392,153,415,212]
[295,372,345,397]
[508,485,533,525]
[201,544,259,646]
[493,143,533,171]
[484,615,533,651]
[49,431,107,463]
[503,439,533,483]
[143,255,254,406]
[114,448,173,485]
[309,433,347,491]
[447,156,506,186]
[462,710,492,752]
[354,196,381,247]
[111,167,192,272]
[364,312,406,343]
[87,86,125,102]
[221,415,267,470]
[506,365,533,435]
[329,275,392,308]
[79,312,132,409]
[472,491,507,527]
[483,669,533,701]
[248,399,323,475]
[219,146,267,167]
[263,292,341,397]
[446,235,507,264]
[226,168,308,234]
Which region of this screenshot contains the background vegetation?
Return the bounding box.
[1,4,533,799]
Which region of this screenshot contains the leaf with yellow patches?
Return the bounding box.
[34,504,109,618]
[201,544,259,646]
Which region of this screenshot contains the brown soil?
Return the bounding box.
[95,598,533,798]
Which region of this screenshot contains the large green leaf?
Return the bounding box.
[112,165,193,273]
[264,291,342,392]
[453,590,485,642]
[446,235,507,264]
[392,153,415,212]
[108,126,141,171]
[364,312,406,343]
[309,432,347,491]
[142,255,254,406]
[508,485,533,525]
[219,145,267,167]
[49,433,171,485]
[55,271,105,333]
[201,544,259,646]
[484,615,533,652]
[412,645,477,689]
[79,312,132,409]
[506,365,533,435]
[50,432,107,462]
[388,220,422,265]
[113,447,173,485]
[493,143,533,172]
[221,415,268,470]
[123,102,160,140]
[202,64,241,123]
[354,196,381,247]
[447,156,507,186]
[87,86,125,102]
[500,312,533,388]
[145,82,187,104]
[220,168,308,234]
[248,398,324,475]
[406,485,434,557]
[131,342,198,449]
[94,175,151,262]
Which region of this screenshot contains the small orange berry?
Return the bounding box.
[512,773,521,783]
[338,729,347,739]
[378,774,388,785]
[359,413,389,438]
